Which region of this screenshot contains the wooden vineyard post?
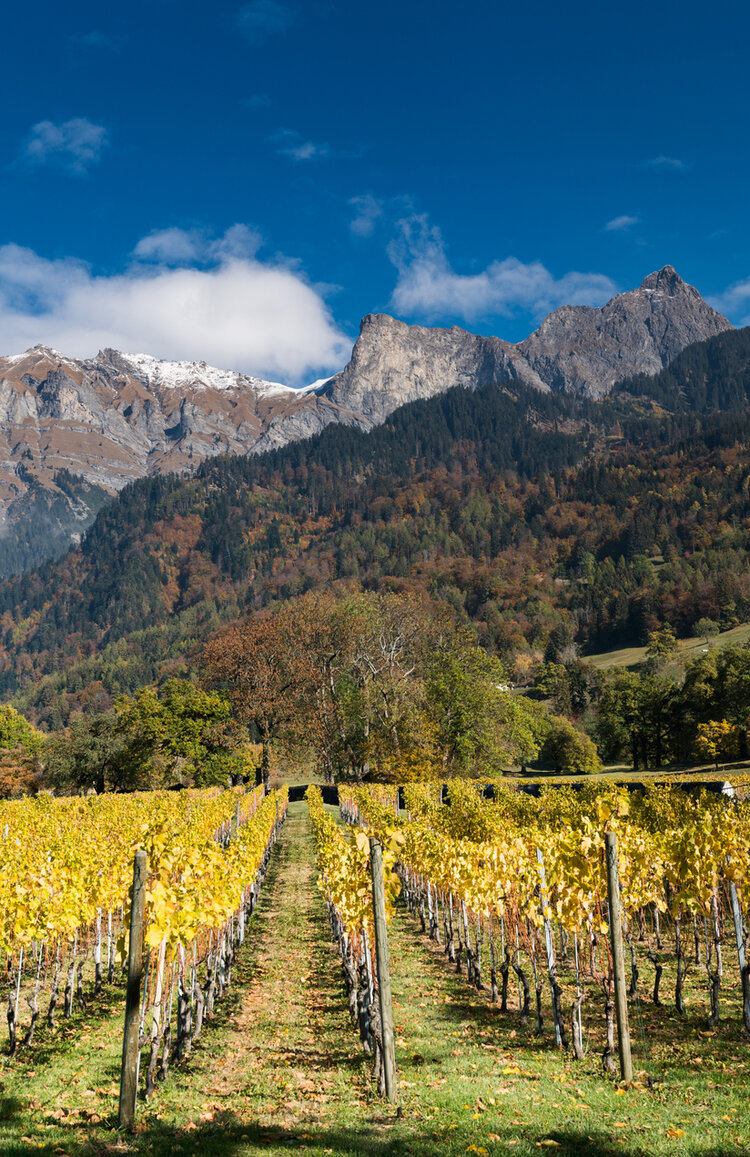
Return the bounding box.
[729,881,750,1037]
[605,832,633,1082]
[369,836,398,1102]
[118,850,148,1131]
[536,849,562,1046]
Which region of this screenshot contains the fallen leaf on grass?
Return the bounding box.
[667,1127,685,1139]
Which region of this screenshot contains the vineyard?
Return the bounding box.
[2,779,750,1157]
[336,781,750,1068]
[1,783,287,1103]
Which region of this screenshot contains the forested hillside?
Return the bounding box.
[0,470,109,578]
[615,325,750,411]
[2,328,750,728]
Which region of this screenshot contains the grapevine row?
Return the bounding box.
[1,783,287,1097]
[132,784,288,1095]
[306,785,401,1093]
[340,780,750,1070]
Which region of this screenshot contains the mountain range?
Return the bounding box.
[1,314,750,727]
[0,266,731,576]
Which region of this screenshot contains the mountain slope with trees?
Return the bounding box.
[0,328,749,728]
[615,325,750,411]
[0,266,730,577]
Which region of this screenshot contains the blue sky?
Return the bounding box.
[1,0,749,382]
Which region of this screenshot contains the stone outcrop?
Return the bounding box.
[319,266,733,423]
[517,265,732,397]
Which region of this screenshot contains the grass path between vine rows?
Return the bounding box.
[2,801,750,1156]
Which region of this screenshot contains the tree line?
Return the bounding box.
[536,636,750,771]
[3,592,750,798]
[0,592,606,796]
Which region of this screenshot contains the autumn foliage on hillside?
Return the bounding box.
[0,332,750,727]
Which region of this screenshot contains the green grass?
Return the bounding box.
[498,764,750,787]
[585,622,750,672]
[1,802,749,1155]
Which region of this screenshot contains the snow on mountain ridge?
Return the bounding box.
[0,346,328,396]
[116,351,295,396]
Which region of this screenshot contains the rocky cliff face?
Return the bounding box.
[317,314,524,423]
[0,346,347,500]
[0,265,732,573]
[517,265,732,397]
[0,346,351,573]
[320,266,733,422]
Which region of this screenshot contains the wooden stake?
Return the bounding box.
[369,836,397,1102]
[729,880,750,1037]
[605,832,633,1082]
[118,850,148,1131]
[536,849,562,1046]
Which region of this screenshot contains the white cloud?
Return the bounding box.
[643,155,687,171]
[133,228,205,265]
[349,195,383,238]
[284,141,327,161]
[238,1,293,42]
[707,277,750,326]
[389,215,617,323]
[133,224,262,265]
[604,214,639,232]
[23,117,108,175]
[271,128,329,161]
[0,228,350,383]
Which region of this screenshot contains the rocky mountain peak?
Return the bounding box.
[512,266,731,397]
[0,263,736,574]
[322,265,732,416]
[639,265,685,292]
